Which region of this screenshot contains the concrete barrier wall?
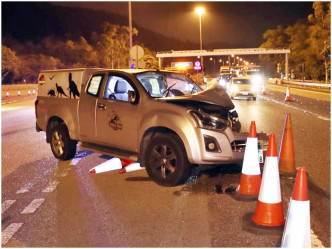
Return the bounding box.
[2,84,38,96]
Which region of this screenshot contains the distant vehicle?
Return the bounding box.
[217,73,237,89]
[220,66,230,73]
[245,70,265,85]
[228,77,259,101]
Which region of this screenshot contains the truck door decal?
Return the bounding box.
[56,83,68,97]
[38,74,46,85]
[68,73,80,99]
[109,114,122,130]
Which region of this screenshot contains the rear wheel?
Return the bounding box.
[50,123,77,160]
[144,133,191,186]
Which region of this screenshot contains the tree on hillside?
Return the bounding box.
[285,19,310,79]
[139,46,159,69]
[92,23,138,69]
[259,25,290,77]
[2,45,22,83]
[259,2,331,81]
[307,2,330,82]
[20,54,62,83]
[64,37,98,67]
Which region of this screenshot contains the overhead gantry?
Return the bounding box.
[156,48,291,80]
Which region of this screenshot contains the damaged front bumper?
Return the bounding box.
[187,127,269,166]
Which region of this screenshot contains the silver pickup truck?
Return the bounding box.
[35,68,265,186]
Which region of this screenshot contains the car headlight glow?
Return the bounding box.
[219,79,226,87]
[251,75,263,84]
[190,111,229,131]
[251,85,260,92]
[231,85,239,92]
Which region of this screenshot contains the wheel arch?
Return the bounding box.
[46,116,65,143]
[139,126,185,164]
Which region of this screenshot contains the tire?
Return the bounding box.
[253,97,257,101]
[143,133,191,187]
[50,123,77,160]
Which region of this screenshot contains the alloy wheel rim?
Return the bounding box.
[151,144,177,179]
[52,131,64,156]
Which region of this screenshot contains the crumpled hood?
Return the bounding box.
[159,88,235,110]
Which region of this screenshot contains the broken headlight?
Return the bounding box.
[190,110,229,131]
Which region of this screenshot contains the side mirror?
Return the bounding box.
[128,90,137,103]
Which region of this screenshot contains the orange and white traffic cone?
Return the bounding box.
[89,157,123,174]
[120,158,134,167]
[252,133,285,226]
[237,121,261,197]
[279,113,296,176]
[285,87,291,101]
[119,162,145,174]
[281,167,311,248]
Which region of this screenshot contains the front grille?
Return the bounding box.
[231,140,246,152]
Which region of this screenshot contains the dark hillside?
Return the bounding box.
[2,2,207,51]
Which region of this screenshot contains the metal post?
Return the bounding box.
[128,1,133,68]
[285,53,289,81]
[199,14,203,70]
[158,58,162,69]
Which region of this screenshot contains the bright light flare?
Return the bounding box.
[196,8,205,15]
[251,75,263,84]
[231,85,239,92]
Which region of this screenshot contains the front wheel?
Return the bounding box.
[50,123,77,160]
[143,133,191,187]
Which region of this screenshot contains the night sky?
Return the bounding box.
[56,1,314,48]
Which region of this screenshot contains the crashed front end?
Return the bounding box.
[162,88,268,165]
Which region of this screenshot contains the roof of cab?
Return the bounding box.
[39,68,184,75]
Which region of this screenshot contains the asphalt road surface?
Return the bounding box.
[1,85,330,247]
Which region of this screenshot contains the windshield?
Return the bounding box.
[233,79,251,84]
[136,71,202,98]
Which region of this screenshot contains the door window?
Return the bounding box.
[87,75,103,96]
[104,76,134,102]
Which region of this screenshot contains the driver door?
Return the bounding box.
[95,74,140,152]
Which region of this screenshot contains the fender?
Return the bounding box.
[138,106,201,163]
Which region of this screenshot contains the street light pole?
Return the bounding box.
[128,1,133,68]
[196,8,204,72]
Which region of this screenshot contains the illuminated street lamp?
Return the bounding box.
[196,7,204,70]
[210,57,215,70]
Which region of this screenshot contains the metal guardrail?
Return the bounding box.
[268,78,331,89]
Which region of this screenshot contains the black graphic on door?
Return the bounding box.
[109,114,122,130]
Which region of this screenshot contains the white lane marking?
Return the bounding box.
[70,158,81,166]
[16,182,34,194]
[2,200,16,214]
[261,96,330,121]
[42,180,59,193]
[311,229,325,248]
[16,188,29,194]
[1,223,24,246]
[20,199,45,214]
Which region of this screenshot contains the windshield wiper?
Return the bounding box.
[162,83,176,97]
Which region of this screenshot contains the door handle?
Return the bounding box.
[97,103,106,110]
